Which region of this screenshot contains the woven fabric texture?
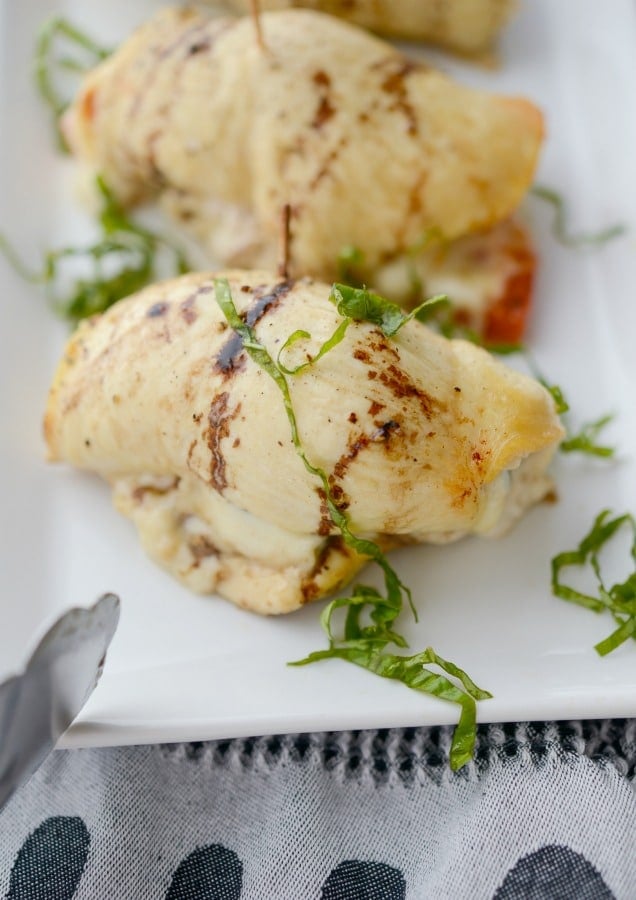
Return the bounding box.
[0,721,634,899]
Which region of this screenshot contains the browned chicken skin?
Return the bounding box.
[224,0,515,54]
[63,6,542,339]
[45,271,564,614]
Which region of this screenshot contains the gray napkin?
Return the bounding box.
[0,720,634,898]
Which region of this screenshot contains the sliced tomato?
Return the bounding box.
[483,237,535,345]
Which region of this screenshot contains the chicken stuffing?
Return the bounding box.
[223,0,515,55]
[63,7,543,340]
[44,271,564,614]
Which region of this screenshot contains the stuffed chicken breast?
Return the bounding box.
[223,0,515,54]
[63,7,542,340]
[44,271,564,614]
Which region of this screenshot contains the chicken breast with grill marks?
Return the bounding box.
[63,6,542,340]
[223,0,515,54]
[44,271,564,614]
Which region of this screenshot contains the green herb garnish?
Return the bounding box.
[535,373,570,417]
[277,321,352,375]
[544,383,569,416]
[526,357,615,457]
[552,510,636,655]
[554,397,614,457]
[278,283,447,374]
[214,277,491,770]
[0,176,189,322]
[560,414,615,458]
[531,185,627,249]
[35,17,110,149]
[330,283,447,337]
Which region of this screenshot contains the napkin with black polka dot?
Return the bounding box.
[0,720,634,899]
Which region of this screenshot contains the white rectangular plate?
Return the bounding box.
[1,0,635,749]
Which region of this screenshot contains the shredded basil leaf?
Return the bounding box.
[560,414,615,458]
[551,510,636,655]
[293,644,491,771]
[214,277,491,770]
[35,16,110,150]
[277,320,351,375]
[214,278,414,619]
[532,185,627,249]
[537,377,570,416]
[525,356,616,457]
[405,293,523,354]
[330,283,447,337]
[0,176,189,323]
